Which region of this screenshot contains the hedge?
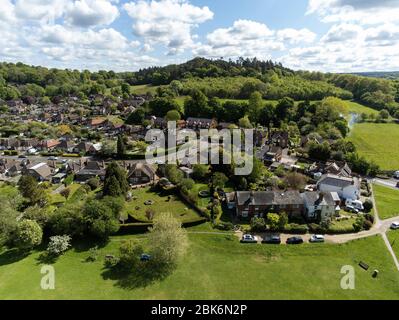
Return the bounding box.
[117,217,207,234]
[283,223,309,234]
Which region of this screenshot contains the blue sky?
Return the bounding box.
[1,0,399,72]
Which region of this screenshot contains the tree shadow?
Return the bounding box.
[72,238,109,253]
[101,262,173,290]
[36,252,58,265]
[0,248,30,266]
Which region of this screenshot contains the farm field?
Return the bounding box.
[348,123,399,170]
[373,184,399,220]
[131,84,161,95]
[0,234,398,299]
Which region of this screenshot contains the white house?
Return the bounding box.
[301,191,341,221]
[316,174,360,201]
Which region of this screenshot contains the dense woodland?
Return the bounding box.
[1,57,398,112]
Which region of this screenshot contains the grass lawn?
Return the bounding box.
[387,230,399,261]
[343,101,379,116]
[131,84,160,95]
[348,123,399,170]
[373,184,399,220]
[0,234,399,299]
[121,187,202,223]
[48,183,83,205]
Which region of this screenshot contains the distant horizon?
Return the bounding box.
[1,57,399,75]
[1,1,399,73]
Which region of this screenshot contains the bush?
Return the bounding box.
[363,199,373,213]
[250,217,267,232]
[214,222,234,231]
[284,223,309,234]
[308,223,326,234]
[47,235,72,256]
[87,177,100,191]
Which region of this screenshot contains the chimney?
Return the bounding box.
[318,193,325,202]
[250,191,255,204]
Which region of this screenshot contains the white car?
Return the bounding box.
[310,235,325,243]
[394,171,399,179]
[241,234,257,243]
[391,222,399,230]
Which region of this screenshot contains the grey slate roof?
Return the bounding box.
[317,174,356,189]
[236,191,303,206]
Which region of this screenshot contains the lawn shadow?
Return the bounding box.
[72,238,109,253]
[0,248,30,266]
[101,263,172,290]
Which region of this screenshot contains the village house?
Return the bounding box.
[25,162,53,181]
[0,159,24,177]
[127,163,157,186]
[41,139,61,151]
[186,118,217,130]
[75,161,106,182]
[233,191,305,219]
[268,131,289,148]
[317,174,360,201]
[301,191,341,221]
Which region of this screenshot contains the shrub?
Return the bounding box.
[47,235,72,256]
[214,222,234,231]
[285,223,309,234]
[250,217,266,232]
[13,220,43,250]
[308,223,326,234]
[363,199,373,213]
[87,177,100,191]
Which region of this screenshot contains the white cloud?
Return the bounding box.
[307,0,399,24]
[277,28,317,44]
[124,0,214,55]
[14,0,67,22]
[65,0,119,27]
[321,23,362,42]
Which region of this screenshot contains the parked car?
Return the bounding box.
[345,199,364,211]
[396,182,399,189]
[262,235,281,244]
[18,155,27,159]
[140,254,151,262]
[345,205,359,214]
[48,156,58,161]
[241,234,257,243]
[286,236,303,245]
[394,171,399,179]
[310,235,325,243]
[391,222,399,230]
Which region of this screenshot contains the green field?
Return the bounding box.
[387,231,399,261]
[343,101,379,116]
[348,123,399,170]
[373,184,399,220]
[131,84,161,95]
[0,234,398,299]
[121,187,201,222]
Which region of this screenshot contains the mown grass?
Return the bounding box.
[121,187,201,223]
[373,184,399,220]
[0,234,398,299]
[348,123,399,170]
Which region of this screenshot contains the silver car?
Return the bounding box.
[391,222,399,230]
[310,234,325,243]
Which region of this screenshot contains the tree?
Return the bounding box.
[87,177,100,191]
[180,178,195,194]
[149,97,181,117]
[47,235,72,256]
[184,90,211,118]
[248,91,264,124]
[147,212,188,270]
[165,165,184,185]
[117,135,126,158]
[165,110,181,122]
[278,212,288,230]
[103,162,129,197]
[13,220,43,250]
[212,172,228,190]
[49,202,87,237]
[192,164,210,181]
[60,188,70,200]
[83,199,121,239]
[266,213,280,231]
[18,175,47,206]
[238,115,253,128]
[363,199,373,213]
[284,172,307,190]
[275,97,295,123]
[126,108,146,125]
[308,141,331,161]
[250,217,266,232]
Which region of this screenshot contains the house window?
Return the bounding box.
[242,211,249,218]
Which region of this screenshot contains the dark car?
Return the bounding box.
[396,182,399,189]
[262,235,281,244]
[286,236,304,245]
[18,155,27,159]
[140,254,152,262]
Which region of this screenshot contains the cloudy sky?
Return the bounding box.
[1,0,399,72]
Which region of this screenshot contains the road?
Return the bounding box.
[374,177,399,190]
